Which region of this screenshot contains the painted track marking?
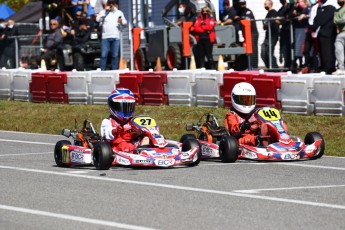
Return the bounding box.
[0,204,157,230]
[1,165,345,210]
[0,138,55,145]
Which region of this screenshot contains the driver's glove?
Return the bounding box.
[240,121,251,131]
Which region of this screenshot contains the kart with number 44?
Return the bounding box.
[180,107,325,162]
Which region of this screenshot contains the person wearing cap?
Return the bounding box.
[237,0,259,68]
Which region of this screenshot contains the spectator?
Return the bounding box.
[193,6,216,69]
[72,0,95,17]
[0,19,7,68]
[219,0,241,41]
[300,0,320,74]
[0,20,19,69]
[96,0,127,70]
[333,0,345,75]
[291,0,310,70]
[311,0,336,74]
[261,0,279,69]
[73,18,92,45]
[40,19,64,70]
[176,2,187,26]
[276,0,293,69]
[237,0,259,69]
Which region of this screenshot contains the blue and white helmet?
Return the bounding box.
[108,88,135,121]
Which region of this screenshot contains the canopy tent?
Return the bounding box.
[0,4,15,19]
[9,1,42,23]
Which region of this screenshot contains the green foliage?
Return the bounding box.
[0,101,344,156]
[0,0,33,12]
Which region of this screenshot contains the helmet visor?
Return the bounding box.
[233,94,256,106]
[109,100,135,114]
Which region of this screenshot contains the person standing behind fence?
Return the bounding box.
[0,19,7,68]
[332,0,345,75]
[311,0,336,75]
[40,19,64,70]
[96,0,127,70]
[0,20,19,69]
[218,0,240,42]
[276,0,293,70]
[261,0,279,69]
[193,6,216,69]
[237,0,259,69]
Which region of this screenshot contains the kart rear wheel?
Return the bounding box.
[54,140,71,167]
[304,132,325,159]
[180,134,197,143]
[93,142,114,170]
[182,139,202,167]
[219,136,239,163]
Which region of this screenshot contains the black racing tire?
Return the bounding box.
[54,140,71,167]
[166,44,182,70]
[182,139,202,167]
[179,134,197,143]
[93,142,114,170]
[73,51,84,71]
[219,136,239,163]
[304,132,325,159]
[134,48,147,71]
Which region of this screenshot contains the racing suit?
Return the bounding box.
[101,116,137,152]
[225,111,260,146]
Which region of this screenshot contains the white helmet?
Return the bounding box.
[231,82,256,114]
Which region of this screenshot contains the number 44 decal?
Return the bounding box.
[257,108,281,121]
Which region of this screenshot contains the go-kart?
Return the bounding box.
[54,116,201,170]
[181,107,325,162]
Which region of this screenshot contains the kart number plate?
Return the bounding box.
[257,108,281,121]
[133,117,157,128]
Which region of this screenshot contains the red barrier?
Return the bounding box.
[30,72,48,103]
[251,72,282,109]
[141,71,168,105]
[46,72,68,103]
[220,71,253,108]
[117,72,143,104]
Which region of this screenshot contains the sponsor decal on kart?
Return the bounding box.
[116,155,131,165]
[281,152,299,160]
[62,146,70,164]
[71,150,84,163]
[242,148,258,159]
[134,159,154,164]
[154,159,175,167]
[201,144,215,157]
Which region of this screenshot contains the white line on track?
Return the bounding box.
[233,184,345,194]
[0,138,55,145]
[0,130,61,136]
[1,165,345,211]
[0,152,52,157]
[276,162,345,171]
[0,204,157,230]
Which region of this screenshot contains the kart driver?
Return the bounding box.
[225,82,288,146]
[101,88,138,152]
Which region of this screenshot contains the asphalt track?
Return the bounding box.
[0,130,344,230]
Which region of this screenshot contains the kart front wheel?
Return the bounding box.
[219,136,239,163]
[182,139,202,167]
[93,142,114,170]
[54,140,71,167]
[304,132,325,159]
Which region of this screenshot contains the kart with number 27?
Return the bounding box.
[181,107,325,162]
[54,116,202,170]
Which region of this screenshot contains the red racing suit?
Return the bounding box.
[101,116,137,152]
[225,111,259,146]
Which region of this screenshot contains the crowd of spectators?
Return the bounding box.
[2,0,345,74]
